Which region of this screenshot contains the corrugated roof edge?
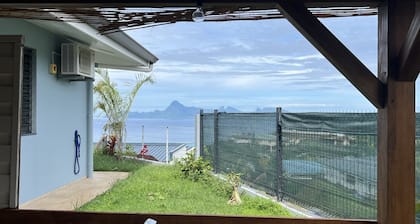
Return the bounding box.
[106,32,159,65]
[125,142,188,153]
[172,144,187,153]
[73,12,158,66]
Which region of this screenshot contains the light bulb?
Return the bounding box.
[192,7,205,22]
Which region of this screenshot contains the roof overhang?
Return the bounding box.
[0,1,380,33]
[29,16,158,72]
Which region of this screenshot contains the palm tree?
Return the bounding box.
[94,68,154,153]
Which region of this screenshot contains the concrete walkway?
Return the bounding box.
[20,171,129,210]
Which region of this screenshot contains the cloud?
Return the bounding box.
[154,60,313,77]
[294,55,324,60]
[270,69,314,76]
[214,54,323,66]
[199,45,223,53]
[155,61,232,73]
[118,17,384,111]
[231,39,253,50]
[221,75,260,88]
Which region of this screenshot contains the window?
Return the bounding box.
[21,47,36,135]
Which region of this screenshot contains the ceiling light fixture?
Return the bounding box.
[192,1,205,22]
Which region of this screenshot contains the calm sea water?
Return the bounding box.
[94,118,196,145]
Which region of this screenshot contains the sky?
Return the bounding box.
[105,15,420,113]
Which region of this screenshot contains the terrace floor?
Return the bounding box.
[19,171,129,210]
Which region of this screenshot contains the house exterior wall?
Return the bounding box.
[0,19,89,204]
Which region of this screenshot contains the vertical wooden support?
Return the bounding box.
[378,1,416,223]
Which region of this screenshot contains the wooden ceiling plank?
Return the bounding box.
[397,9,420,81]
[276,0,385,108]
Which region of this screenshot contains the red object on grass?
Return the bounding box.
[139,144,148,157]
[136,144,158,161]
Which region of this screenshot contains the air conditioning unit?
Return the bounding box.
[60,43,95,80]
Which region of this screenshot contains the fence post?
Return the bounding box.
[276,107,283,201]
[213,109,219,173]
[198,109,204,159]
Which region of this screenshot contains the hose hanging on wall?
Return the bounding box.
[74,130,81,175]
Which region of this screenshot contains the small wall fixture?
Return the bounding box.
[50,51,60,75]
[192,1,205,22]
[192,7,205,22]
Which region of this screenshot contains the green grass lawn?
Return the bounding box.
[94,152,146,172]
[81,153,291,217]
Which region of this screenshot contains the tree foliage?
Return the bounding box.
[94,68,154,152]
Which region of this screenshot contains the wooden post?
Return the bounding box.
[275,107,283,201]
[213,109,219,173]
[378,1,416,224]
[141,125,144,149]
[199,109,204,158]
[165,126,169,164]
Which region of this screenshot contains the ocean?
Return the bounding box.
[94,118,196,145]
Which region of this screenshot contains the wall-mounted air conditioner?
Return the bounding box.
[60,43,95,80]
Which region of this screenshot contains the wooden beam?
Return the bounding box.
[397,7,420,81]
[0,209,377,224]
[377,81,415,224]
[276,0,385,109]
[377,0,416,224]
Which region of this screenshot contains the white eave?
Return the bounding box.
[29,19,158,72]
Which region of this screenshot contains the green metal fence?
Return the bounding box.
[200,110,378,219]
[281,112,377,219]
[201,110,279,195]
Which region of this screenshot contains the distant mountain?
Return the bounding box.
[129,100,200,119]
[218,106,241,113]
[128,100,242,119]
[165,100,201,116]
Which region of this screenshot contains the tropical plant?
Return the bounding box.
[94,68,154,153]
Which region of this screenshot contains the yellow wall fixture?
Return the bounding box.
[50,63,57,75]
[50,51,60,75]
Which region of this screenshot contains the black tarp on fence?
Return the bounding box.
[201,110,378,219]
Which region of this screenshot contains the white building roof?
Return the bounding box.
[29,17,158,72]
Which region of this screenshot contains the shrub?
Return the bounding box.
[123,144,138,157]
[177,151,212,182]
[95,135,118,156]
[205,175,231,198]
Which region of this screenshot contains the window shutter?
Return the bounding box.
[21,48,33,135]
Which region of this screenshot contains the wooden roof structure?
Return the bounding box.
[0,6,377,33]
[0,1,418,224]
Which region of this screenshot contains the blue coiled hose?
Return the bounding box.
[74,130,81,175]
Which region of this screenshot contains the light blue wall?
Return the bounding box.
[0,19,89,204]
